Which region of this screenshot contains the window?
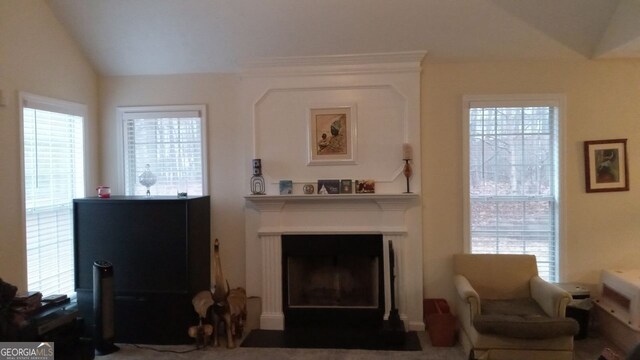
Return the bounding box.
[118,105,207,196]
[463,95,562,281]
[21,93,86,295]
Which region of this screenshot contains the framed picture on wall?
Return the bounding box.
[584,139,629,193]
[307,105,357,165]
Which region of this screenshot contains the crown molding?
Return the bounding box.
[240,51,427,77]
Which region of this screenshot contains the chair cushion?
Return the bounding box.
[473,298,579,339]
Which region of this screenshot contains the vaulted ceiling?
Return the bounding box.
[47,0,640,76]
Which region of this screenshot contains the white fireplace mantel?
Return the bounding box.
[245,193,419,211]
[245,193,419,236]
[244,192,424,331]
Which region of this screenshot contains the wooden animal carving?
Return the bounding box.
[192,290,213,319]
[211,238,237,348]
[227,287,247,339]
[187,323,213,347]
[190,290,214,347]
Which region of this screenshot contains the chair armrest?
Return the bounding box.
[530,276,572,317]
[454,274,481,316]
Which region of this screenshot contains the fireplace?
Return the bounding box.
[282,234,384,328]
[244,194,423,331]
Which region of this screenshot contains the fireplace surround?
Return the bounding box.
[245,194,424,331]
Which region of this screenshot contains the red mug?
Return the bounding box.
[97,186,111,198]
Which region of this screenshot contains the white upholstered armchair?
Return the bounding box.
[453,254,578,360]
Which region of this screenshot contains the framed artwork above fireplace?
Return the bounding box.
[307,105,357,166]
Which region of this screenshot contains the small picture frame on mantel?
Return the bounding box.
[317,179,340,194]
[355,179,375,194]
[279,180,293,195]
[340,179,353,194]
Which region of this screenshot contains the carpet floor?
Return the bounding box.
[98,330,619,360]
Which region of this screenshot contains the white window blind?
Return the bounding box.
[466,100,560,281]
[121,106,207,196]
[21,94,85,295]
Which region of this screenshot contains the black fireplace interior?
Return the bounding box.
[282,234,384,329]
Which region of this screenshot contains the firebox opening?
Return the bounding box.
[287,255,379,308]
[282,234,384,329]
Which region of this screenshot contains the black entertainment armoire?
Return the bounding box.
[73,196,211,344]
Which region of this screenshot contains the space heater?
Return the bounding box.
[93,260,119,355]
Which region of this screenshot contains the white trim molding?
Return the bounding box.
[241,51,427,77]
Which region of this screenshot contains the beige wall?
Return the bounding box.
[99,74,245,287]
[3,1,640,312]
[0,0,98,290]
[422,59,640,306]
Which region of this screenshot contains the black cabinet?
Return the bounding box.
[73,196,211,344]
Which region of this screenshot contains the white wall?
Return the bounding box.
[0,0,98,290]
[99,74,245,287]
[422,59,640,308]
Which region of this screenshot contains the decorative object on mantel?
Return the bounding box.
[138,164,157,196]
[355,179,375,194]
[584,139,629,193]
[279,180,293,195]
[303,183,315,194]
[317,179,340,194]
[250,159,266,195]
[340,179,353,194]
[402,143,413,193]
[308,105,357,165]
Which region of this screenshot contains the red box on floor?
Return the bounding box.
[423,298,457,347]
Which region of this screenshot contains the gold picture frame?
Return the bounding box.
[307,105,357,165]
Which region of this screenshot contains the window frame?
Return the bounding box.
[462,94,566,281]
[19,91,88,293]
[116,105,209,196]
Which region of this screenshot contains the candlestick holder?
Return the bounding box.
[251,176,265,195]
[403,159,412,193]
